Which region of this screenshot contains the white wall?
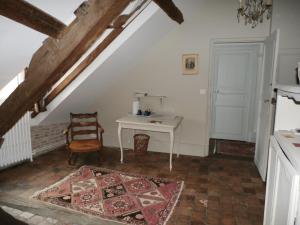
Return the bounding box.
[41,0,270,157]
[0,17,45,88]
[105,0,270,156]
[0,0,83,89]
[42,4,177,124]
[82,0,270,156]
[271,0,300,85]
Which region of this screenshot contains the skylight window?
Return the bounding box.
[0,70,25,105]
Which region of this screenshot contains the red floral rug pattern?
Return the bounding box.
[33,166,184,225]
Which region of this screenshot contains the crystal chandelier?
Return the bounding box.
[237,0,272,28]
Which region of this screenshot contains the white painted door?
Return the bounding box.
[211,44,260,141]
[255,30,280,181]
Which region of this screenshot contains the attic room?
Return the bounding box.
[0,0,300,224]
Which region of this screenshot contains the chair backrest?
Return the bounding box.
[70,112,99,141]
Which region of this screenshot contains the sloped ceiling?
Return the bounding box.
[0,0,83,89]
[42,7,177,124]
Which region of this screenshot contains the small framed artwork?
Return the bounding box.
[182,54,199,75]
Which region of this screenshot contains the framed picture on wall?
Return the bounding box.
[182,54,199,75]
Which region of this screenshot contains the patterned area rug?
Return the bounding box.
[33,166,184,225]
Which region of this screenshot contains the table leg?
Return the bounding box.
[118,125,123,163]
[176,123,183,158]
[213,138,217,154]
[169,131,174,171]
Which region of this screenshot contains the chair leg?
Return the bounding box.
[73,154,79,165]
[68,152,78,166]
[68,152,74,165]
[98,149,101,162]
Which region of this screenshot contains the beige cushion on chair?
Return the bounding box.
[69,139,102,152]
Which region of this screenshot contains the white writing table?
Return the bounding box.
[116,115,183,171]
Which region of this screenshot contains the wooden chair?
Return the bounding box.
[64,112,104,165]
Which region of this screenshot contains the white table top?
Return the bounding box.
[275,85,300,102]
[116,114,183,129]
[275,85,300,94]
[274,130,300,172]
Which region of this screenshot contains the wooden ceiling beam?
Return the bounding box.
[0,0,66,38]
[153,0,184,24]
[42,28,123,109]
[0,0,131,137]
[0,137,3,148]
[32,1,150,118]
[107,15,131,29]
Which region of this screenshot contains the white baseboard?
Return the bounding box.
[104,134,208,157]
[32,136,209,159]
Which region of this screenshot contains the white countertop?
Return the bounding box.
[275,85,300,102]
[275,85,300,93]
[274,130,300,172]
[116,114,183,129]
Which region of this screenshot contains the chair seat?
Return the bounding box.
[69,139,102,152]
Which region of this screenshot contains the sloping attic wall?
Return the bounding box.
[40,0,270,157]
[0,0,83,89]
[37,2,174,124]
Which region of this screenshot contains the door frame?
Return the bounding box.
[254,30,280,181]
[206,37,265,156]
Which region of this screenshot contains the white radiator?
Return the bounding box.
[0,112,32,167]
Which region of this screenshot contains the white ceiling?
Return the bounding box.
[0,0,83,89]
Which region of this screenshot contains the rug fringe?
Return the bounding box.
[31,170,77,199]
[163,181,184,225]
[31,165,184,225]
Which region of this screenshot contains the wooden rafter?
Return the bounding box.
[31,0,185,118]
[0,0,131,138]
[0,137,3,148]
[108,15,130,29]
[153,0,184,24]
[42,28,123,110]
[0,0,66,38]
[32,2,150,118]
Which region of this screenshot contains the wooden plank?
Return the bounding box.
[32,2,148,118]
[72,122,98,127]
[0,137,3,148]
[153,0,184,24]
[108,15,130,28]
[0,0,131,137]
[71,112,97,119]
[43,28,123,107]
[30,111,38,119]
[72,129,97,137]
[0,0,66,38]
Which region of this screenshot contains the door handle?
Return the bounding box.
[264,99,270,103]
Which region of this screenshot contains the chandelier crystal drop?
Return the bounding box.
[237,0,272,28]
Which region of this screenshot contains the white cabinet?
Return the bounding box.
[273,153,298,225]
[264,138,278,225]
[264,85,300,225]
[264,137,299,225]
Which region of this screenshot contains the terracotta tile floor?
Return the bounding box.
[210,139,255,158]
[0,147,265,225]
